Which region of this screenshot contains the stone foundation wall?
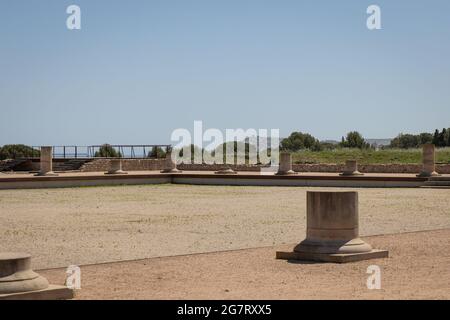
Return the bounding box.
[178,164,262,172]
[4,158,450,174]
[177,163,450,174]
[292,163,450,174]
[79,159,166,172]
[0,159,36,172]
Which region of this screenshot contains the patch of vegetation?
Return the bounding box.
[147,146,167,158]
[94,144,122,158]
[0,144,40,160]
[291,148,450,165]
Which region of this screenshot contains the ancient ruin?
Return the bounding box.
[277,191,388,263]
[340,160,363,176]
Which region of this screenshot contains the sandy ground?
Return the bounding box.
[0,184,449,269]
[40,229,450,299]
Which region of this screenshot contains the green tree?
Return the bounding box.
[0,144,40,160]
[432,129,440,146]
[214,141,258,164]
[147,146,166,158]
[439,128,449,147]
[176,144,204,163]
[280,132,320,151]
[94,144,122,158]
[340,131,370,149]
[390,133,419,149]
[418,132,433,145]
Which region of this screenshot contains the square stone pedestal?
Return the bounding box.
[0,285,74,300]
[276,249,389,263]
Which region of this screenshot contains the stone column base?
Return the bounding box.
[34,172,59,177]
[0,252,74,300]
[276,249,389,263]
[214,168,237,174]
[105,170,128,175]
[293,237,373,254]
[0,284,74,300]
[339,171,364,176]
[275,170,297,176]
[160,168,182,173]
[417,171,441,178]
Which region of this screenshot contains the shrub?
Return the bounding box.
[147,146,167,158]
[94,144,122,158]
[0,144,40,160]
[340,131,370,149]
[280,132,321,151]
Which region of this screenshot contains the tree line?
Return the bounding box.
[280,128,450,152]
[280,131,370,151]
[1,127,449,160]
[390,128,450,149]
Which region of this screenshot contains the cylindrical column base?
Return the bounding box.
[214,167,237,174]
[275,152,297,176]
[417,144,440,177]
[160,152,182,173]
[294,191,372,254]
[35,146,58,176]
[105,159,127,175]
[0,253,49,294]
[340,160,363,176]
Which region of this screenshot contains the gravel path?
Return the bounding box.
[0,184,449,269]
[40,229,450,299]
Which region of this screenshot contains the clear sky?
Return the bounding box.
[1,0,449,146]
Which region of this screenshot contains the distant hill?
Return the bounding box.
[365,139,392,147]
[320,140,340,145]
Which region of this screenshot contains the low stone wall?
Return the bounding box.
[4,158,450,174]
[292,163,450,174]
[80,159,166,172]
[178,164,262,172]
[0,159,36,172]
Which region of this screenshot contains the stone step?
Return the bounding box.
[52,159,93,172]
[423,177,450,187]
[423,181,450,186]
[427,176,450,181]
[0,159,27,172]
[421,186,450,189]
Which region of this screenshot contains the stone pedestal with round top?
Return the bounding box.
[275,152,297,176]
[35,146,58,176]
[276,191,388,263]
[0,252,74,300]
[340,160,363,176]
[105,159,127,175]
[417,144,440,177]
[160,151,182,173]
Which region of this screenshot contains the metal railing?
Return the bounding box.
[31,145,171,159]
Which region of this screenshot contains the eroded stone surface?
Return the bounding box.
[418,144,440,177]
[35,146,58,176]
[279,191,388,262]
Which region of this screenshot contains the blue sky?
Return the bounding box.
[1,0,449,145]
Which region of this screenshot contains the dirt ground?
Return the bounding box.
[39,229,450,299]
[0,184,449,269]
